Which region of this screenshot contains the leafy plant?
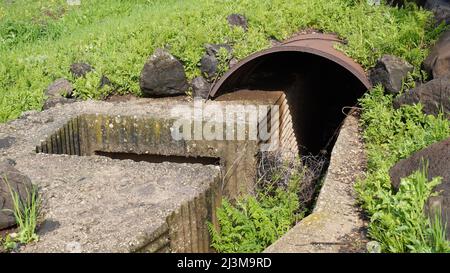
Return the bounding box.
[208,162,304,253]
[366,166,449,252]
[2,176,41,250]
[356,86,450,253]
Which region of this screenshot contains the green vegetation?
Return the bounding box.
[356,86,450,253]
[208,159,305,253]
[2,0,449,254]
[0,0,440,122]
[1,177,41,252]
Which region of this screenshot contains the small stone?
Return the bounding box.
[65,241,82,253]
[99,75,111,89]
[200,55,219,79]
[0,137,15,150]
[366,241,381,253]
[369,55,414,95]
[139,49,188,97]
[227,14,248,31]
[229,57,239,68]
[200,44,233,79]
[205,44,232,57]
[45,78,73,98]
[367,0,381,5]
[70,62,93,78]
[191,76,211,99]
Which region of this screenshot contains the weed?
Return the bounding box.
[208,152,328,253]
[208,181,302,253]
[2,176,41,250]
[356,86,450,252]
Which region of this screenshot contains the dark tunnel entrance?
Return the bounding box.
[209,34,371,156]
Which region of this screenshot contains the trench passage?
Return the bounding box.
[95,151,220,165]
[35,115,221,166]
[214,52,368,156]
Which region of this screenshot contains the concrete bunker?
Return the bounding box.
[2,34,372,253]
[209,34,371,155]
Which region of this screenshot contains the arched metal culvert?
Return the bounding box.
[209,33,371,155]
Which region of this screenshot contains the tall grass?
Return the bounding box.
[2,176,40,245]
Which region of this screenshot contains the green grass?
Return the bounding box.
[0,0,441,123]
[356,86,450,253]
[1,176,40,251]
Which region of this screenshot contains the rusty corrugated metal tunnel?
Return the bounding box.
[209,34,371,155]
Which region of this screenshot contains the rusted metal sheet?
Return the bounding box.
[208,33,371,98]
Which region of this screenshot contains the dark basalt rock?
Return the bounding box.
[191,76,211,99]
[200,54,219,80]
[387,0,426,7]
[423,30,450,79]
[369,55,414,95]
[70,62,93,78]
[139,49,189,97]
[200,44,233,80]
[205,44,232,58]
[227,14,248,31]
[99,75,112,89]
[0,160,35,230]
[389,138,450,238]
[393,76,450,119]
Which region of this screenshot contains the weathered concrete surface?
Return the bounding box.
[0,97,262,252]
[1,98,259,198]
[264,112,368,253]
[20,157,220,253]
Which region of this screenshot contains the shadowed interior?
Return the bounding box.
[213,51,368,155]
